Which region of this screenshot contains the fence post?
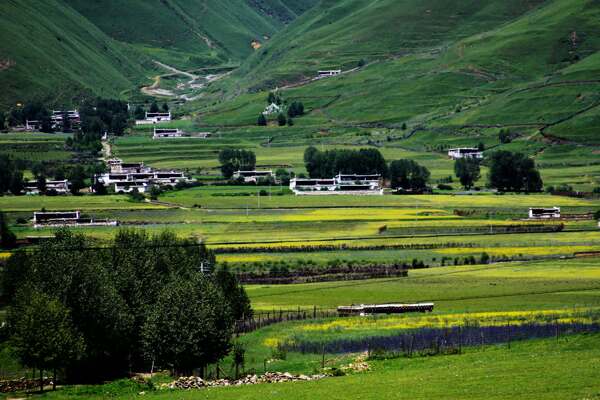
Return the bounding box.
[321,344,326,369]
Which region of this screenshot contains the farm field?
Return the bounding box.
[28,257,600,400]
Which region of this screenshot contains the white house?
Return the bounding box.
[25,180,70,195]
[448,148,484,160]
[233,170,275,184]
[25,120,41,131]
[33,211,80,226]
[136,112,172,125]
[153,128,184,139]
[318,69,342,78]
[290,174,383,195]
[262,103,281,115]
[33,210,117,228]
[51,110,80,130]
[529,207,561,219]
[145,112,171,123]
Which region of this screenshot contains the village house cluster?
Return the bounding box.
[290,174,383,195]
[26,110,80,131]
[94,158,192,193]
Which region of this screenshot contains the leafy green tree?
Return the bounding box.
[277,113,287,126]
[161,103,169,112]
[36,175,47,194]
[92,180,107,195]
[218,149,256,179]
[0,211,17,249]
[214,265,252,320]
[68,166,87,195]
[0,111,6,130]
[134,105,145,120]
[275,168,291,185]
[488,151,543,192]
[148,185,162,200]
[141,274,232,376]
[9,291,85,391]
[303,147,387,178]
[267,92,276,104]
[389,159,430,192]
[499,129,512,143]
[149,102,160,113]
[0,155,24,194]
[257,114,267,126]
[454,158,481,189]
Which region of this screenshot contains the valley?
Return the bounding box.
[1,1,600,399]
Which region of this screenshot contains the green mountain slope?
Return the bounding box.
[0,0,153,108]
[204,0,600,145]
[64,0,318,67]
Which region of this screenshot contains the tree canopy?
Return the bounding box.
[303,147,387,178]
[2,229,248,381]
[389,159,430,192]
[488,151,543,192]
[219,149,256,179]
[454,158,481,189]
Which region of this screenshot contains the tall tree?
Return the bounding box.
[134,105,145,120]
[213,265,252,320]
[0,211,17,249]
[141,274,232,376]
[149,102,160,113]
[8,291,85,391]
[454,158,481,189]
[68,166,87,195]
[488,151,543,192]
[389,159,430,192]
[218,149,256,179]
[257,114,267,126]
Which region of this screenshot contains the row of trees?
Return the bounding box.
[2,229,251,382]
[133,101,169,120]
[218,149,257,179]
[301,147,542,192]
[304,147,388,178]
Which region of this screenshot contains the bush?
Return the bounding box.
[437,183,453,191]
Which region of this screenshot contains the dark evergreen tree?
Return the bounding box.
[257,114,267,126]
[454,158,481,189]
[488,151,543,192]
[218,149,256,179]
[277,113,287,126]
[149,102,160,113]
[389,159,430,192]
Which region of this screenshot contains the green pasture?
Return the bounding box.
[246,258,600,311]
[0,132,72,163]
[0,195,165,212]
[160,188,596,209]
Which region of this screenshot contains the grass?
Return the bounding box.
[246,258,600,311]
[0,195,165,212]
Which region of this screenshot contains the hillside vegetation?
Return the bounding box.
[0,0,153,108]
[0,0,317,106]
[65,0,318,67]
[201,0,600,146]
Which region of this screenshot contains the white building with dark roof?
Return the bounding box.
[529,207,561,219]
[290,174,382,195]
[233,170,275,184]
[448,148,483,160]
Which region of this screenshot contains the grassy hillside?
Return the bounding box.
[0,0,154,108]
[198,0,600,147]
[65,0,318,67]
